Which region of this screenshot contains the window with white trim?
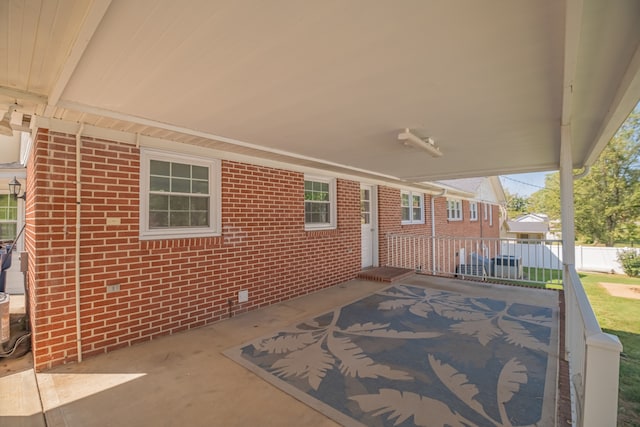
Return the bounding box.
[304,176,336,229]
[483,203,488,220]
[489,204,493,226]
[469,201,478,221]
[447,199,462,221]
[401,191,424,224]
[140,149,220,240]
[0,194,17,240]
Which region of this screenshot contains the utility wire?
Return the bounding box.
[500,176,547,191]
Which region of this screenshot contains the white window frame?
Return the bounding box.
[489,204,493,226]
[401,191,424,225]
[483,203,488,220]
[447,199,463,221]
[140,148,221,240]
[304,175,337,230]
[0,194,17,241]
[469,201,478,221]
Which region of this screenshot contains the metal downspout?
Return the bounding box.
[431,189,447,274]
[75,123,84,362]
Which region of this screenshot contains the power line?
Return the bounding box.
[500,176,546,191]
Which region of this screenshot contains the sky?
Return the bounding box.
[499,172,555,197]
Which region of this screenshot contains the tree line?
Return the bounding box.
[505,107,640,247]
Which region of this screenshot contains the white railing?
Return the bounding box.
[564,265,622,427]
[387,234,562,286]
[386,233,430,272]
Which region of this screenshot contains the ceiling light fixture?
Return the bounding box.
[0,104,17,136]
[398,128,443,157]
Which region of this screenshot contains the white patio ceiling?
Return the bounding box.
[1,0,639,184]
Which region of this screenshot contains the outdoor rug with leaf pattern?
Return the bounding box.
[224,280,559,427]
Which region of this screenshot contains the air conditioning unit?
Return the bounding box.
[493,256,523,279]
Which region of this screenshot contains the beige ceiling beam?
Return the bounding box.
[44,0,112,117]
[0,86,48,104]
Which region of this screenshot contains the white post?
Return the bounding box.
[560,124,576,267]
[560,125,576,363]
[582,333,623,427]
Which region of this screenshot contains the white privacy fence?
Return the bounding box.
[501,242,639,274]
[575,245,639,274]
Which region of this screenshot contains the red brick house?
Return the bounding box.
[20,125,503,369]
[1,3,636,424]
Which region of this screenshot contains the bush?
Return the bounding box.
[617,249,640,277]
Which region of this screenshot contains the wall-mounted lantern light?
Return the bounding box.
[9,176,26,200]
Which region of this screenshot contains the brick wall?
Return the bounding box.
[436,198,500,239]
[29,130,361,370]
[377,186,432,266]
[434,198,501,272]
[378,191,501,272]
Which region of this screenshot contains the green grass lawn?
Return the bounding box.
[493,267,563,289]
[578,272,640,426]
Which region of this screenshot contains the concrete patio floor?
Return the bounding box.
[1,275,562,427]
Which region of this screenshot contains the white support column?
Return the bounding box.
[560,125,576,366]
[583,332,623,427]
[560,124,576,266]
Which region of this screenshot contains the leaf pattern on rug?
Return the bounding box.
[378,286,551,350]
[236,283,555,427]
[254,332,317,354]
[327,334,411,380]
[253,308,441,390]
[428,354,486,417]
[428,354,532,427]
[497,358,528,427]
[350,388,469,427]
[271,340,335,390]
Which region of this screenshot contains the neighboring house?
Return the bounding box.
[435,177,506,239]
[505,213,551,240]
[15,125,504,370]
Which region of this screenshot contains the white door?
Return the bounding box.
[361,184,375,268]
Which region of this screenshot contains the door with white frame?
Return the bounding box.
[360,184,377,268]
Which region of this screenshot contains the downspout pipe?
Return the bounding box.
[573,165,590,180]
[75,123,84,362]
[431,189,447,274]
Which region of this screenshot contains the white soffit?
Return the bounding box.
[59,0,567,180]
[2,1,640,183]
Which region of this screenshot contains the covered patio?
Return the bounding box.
[3,274,564,427]
[1,1,639,426]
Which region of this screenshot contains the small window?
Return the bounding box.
[483,203,488,220]
[140,149,220,240]
[305,176,336,230]
[489,204,493,226]
[447,199,462,221]
[401,191,424,224]
[0,194,17,240]
[469,202,478,221]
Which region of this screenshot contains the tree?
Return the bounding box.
[526,106,640,246]
[504,190,529,219]
[574,111,640,246]
[528,174,560,220]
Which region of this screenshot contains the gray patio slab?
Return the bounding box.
[1,276,560,427]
